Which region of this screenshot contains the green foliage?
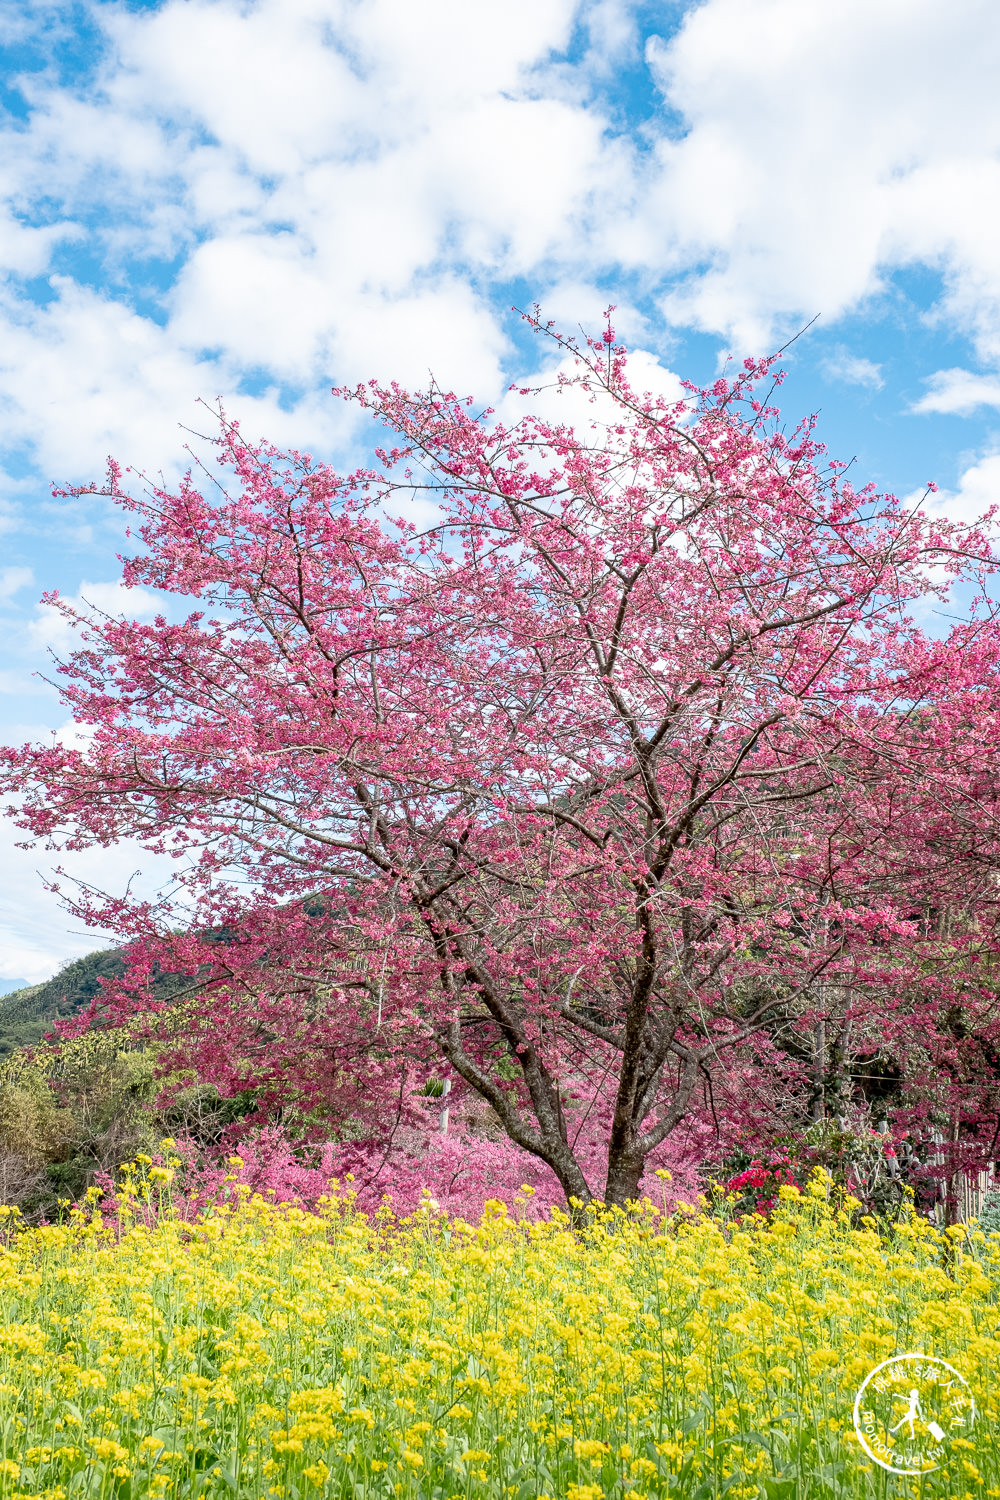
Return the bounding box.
[705,1117,906,1221]
[0,937,354,1221]
[0,1030,157,1220]
[417,1078,446,1098]
[0,948,166,1218]
[0,942,288,1220]
[977,1189,1000,1235]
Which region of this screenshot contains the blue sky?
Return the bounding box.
[2,0,1000,982]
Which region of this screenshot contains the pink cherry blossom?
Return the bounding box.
[5,314,1000,1211]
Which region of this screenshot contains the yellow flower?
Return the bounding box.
[0,1163,995,1497]
[573,1438,609,1462]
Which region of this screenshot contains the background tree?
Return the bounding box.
[5,317,1000,1209]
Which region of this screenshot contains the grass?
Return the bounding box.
[0,1162,998,1499]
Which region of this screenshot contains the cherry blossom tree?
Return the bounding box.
[6,316,1000,1210]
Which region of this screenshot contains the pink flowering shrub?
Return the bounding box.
[93,1116,706,1228]
[334,1125,705,1220]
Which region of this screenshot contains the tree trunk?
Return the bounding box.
[809,1019,826,1123]
[605,1149,645,1209]
[945,1112,961,1227]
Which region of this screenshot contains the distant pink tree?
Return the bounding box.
[6,314,1000,1210]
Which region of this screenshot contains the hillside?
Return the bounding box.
[0,948,129,1056]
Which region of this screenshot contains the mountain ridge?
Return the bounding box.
[0,949,128,1056]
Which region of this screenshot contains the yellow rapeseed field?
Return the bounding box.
[0,1161,998,1500]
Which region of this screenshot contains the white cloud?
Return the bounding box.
[0,0,629,484]
[640,0,1000,356]
[0,207,79,277]
[54,720,97,752]
[526,286,651,345]
[0,675,51,700]
[0,278,363,485]
[923,452,1000,528]
[0,567,33,603]
[0,813,178,985]
[913,368,1000,416]
[494,346,686,479]
[3,0,1000,494]
[822,350,884,390]
[0,281,229,480]
[580,0,639,70]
